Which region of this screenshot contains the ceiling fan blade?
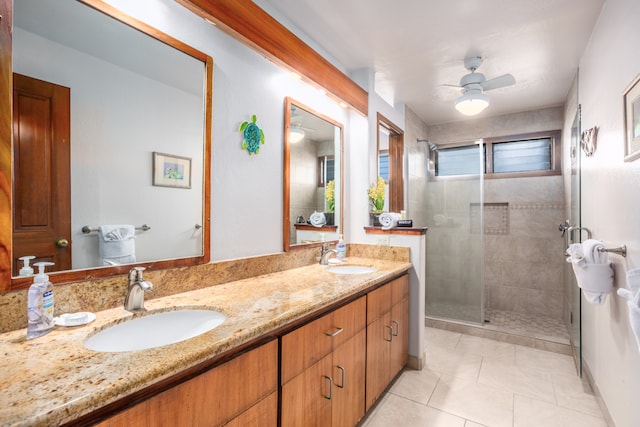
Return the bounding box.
[439,83,462,89]
[481,73,515,91]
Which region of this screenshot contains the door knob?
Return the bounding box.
[56,238,69,248]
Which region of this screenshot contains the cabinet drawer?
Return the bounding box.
[281,296,366,384]
[95,340,278,427]
[391,274,409,306]
[367,283,391,324]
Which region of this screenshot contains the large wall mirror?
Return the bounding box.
[283,97,343,251]
[2,0,212,289]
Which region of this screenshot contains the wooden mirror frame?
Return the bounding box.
[0,0,212,290]
[283,97,344,252]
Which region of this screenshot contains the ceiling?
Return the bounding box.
[261,0,605,125]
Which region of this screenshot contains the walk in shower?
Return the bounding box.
[410,127,571,347]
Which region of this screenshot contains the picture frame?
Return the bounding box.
[624,73,640,162]
[152,152,192,188]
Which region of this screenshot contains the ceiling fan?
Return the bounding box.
[446,56,516,116]
[289,106,315,143]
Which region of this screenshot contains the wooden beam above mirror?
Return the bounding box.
[177,0,368,116]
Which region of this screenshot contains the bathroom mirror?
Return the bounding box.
[2,0,212,289]
[283,98,343,251]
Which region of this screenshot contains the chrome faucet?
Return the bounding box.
[124,267,153,312]
[319,243,338,265]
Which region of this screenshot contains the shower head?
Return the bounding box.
[417,138,438,152]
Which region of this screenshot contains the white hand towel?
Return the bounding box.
[565,243,585,265]
[568,239,613,304]
[98,225,136,265]
[379,212,401,230]
[309,212,326,228]
[617,268,640,352]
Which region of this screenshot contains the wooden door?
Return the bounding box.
[12,73,71,274]
[281,354,333,427]
[332,329,366,427]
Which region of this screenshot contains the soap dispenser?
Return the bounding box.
[18,256,35,276]
[27,262,55,339]
[336,234,346,261]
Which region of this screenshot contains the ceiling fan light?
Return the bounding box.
[289,127,305,143]
[455,92,489,116]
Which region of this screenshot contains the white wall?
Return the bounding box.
[571,0,640,425]
[102,0,350,261]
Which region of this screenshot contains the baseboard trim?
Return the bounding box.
[582,359,616,427]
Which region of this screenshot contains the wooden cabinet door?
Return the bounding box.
[365,311,392,411]
[332,329,366,427]
[390,297,409,379]
[281,354,333,427]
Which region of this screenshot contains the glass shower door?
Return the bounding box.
[568,105,582,375]
[425,143,484,324]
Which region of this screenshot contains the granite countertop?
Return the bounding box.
[0,257,411,427]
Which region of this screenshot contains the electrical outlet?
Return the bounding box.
[374,235,390,245]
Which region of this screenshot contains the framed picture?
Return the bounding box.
[153,152,192,188]
[624,73,640,162]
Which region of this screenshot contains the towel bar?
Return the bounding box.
[598,245,627,258]
[82,224,151,234]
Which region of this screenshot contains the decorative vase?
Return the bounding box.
[369,212,384,227]
[324,212,335,226]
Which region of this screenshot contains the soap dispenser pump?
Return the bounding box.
[27,262,55,339]
[18,256,36,276]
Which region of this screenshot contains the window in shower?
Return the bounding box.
[436,144,486,176]
[432,130,561,178]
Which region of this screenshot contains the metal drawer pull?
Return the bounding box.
[385,325,393,342]
[336,365,345,389]
[391,320,399,337]
[323,375,333,400]
[324,326,344,337]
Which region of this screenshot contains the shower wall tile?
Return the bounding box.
[484,261,504,287]
[484,235,518,261]
[516,237,554,262]
[516,288,564,319]
[490,285,518,312]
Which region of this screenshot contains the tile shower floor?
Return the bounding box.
[426,304,570,344]
[360,327,606,427]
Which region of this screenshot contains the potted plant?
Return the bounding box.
[325,180,335,225]
[368,177,386,226]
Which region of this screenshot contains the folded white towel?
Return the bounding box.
[98,225,136,266]
[379,212,401,230]
[617,268,640,352]
[567,239,613,305]
[309,212,326,228]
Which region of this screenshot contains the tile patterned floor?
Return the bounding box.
[360,327,606,427]
[484,309,570,344]
[426,304,570,344]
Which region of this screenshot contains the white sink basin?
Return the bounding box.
[84,309,226,352]
[326,265,378,275]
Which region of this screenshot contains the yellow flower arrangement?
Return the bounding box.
[368,177,386,212]
[325,180,335,212]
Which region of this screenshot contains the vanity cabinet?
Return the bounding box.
[94,340,278,427]
[280,297,366,427]
[365,275,409,411]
